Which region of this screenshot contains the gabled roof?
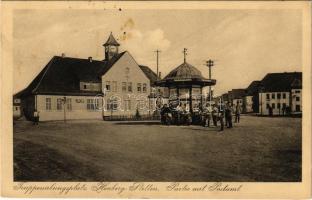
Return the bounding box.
[261,72,302,92]
[103,32,120,46]
[139,65,158,86]
[231,89,246,99]
[246,81,261,96]
[15,52,126,97]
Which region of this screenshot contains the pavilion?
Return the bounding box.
[155,49,216,113]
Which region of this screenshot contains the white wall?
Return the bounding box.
[102,52,151,116]
[245,96,253,113]
[291,89,302,113]
[259,92,292,115]
[36,95,103,121]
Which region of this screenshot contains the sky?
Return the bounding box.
[13,9,302,95]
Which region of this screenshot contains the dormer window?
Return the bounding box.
[84,85,87,89]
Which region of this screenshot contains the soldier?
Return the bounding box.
[218,106,225,131]
[202,103,212,127]
[225,103,233,128]
[235,103,242,123]
[212,104,218,127]
[33,109,39,125]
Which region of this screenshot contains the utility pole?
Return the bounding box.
[154,50,161,80]
[206,59,214,108]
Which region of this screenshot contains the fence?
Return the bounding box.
[103,114,161,121]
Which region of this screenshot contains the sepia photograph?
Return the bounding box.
[12,6,304,183]
[1,1,311,198]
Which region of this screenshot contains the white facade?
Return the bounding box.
[36,95,103,121]
[102,52,152,117]
[258,90,301,115]
[291,89,302,113]
[245,96,253,113]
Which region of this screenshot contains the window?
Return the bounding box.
[137,83,142,92]
[122,82,127,92]
[87,99,99,111]
[112,81,117,92]
[107,98,118,111]
[67,98,72,111]
[282,103,287,109]
[57,98,63,110]
[46,98,52,110]
[277,103,280,109]
[296,96,300,101]
[295,90,300,93]
[83,84,87,89]
[296,105,300,112]
[277,93,281,99]
[124,99,131,111]
[105,81,111,91]
[128,82,132,92]
[282,93,286,99]
[266,104,270,109]
[143,83,147,93]
[266,94,270,100]
[272,103,275,109]
[272,93,275,99]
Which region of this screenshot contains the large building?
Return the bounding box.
[259,72,302,115]
[14,33,158,121]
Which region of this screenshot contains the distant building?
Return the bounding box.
[259,72,302,115]
[221,93,229,105]
[244,81,261,113]
[230,89,246,112]
[14,33,157,121]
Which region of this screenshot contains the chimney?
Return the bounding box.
[88,57,92,62]
[61,53,65,58]
[158,72,162,79]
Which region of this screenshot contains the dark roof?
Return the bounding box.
[222,93,229,101]
[231,89,246,99]
[103,32,120,46]
[16,52,126,97]
[261,72,302,92]
[164,62,205,80]
[139,65,158,86]
[246,81,261,95]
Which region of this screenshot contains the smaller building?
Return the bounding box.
[258,72,302,116]
[244,81,261,113]
[230,89,246,113]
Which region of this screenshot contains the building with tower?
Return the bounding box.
[14,33,158,121]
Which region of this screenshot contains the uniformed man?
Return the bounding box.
[235,103,242,123]
[202,103,212,127]
[212,104,218,127]
[225,103,233,128]
[33,109,39,125]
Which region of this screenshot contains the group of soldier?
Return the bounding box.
[160,101,242,132]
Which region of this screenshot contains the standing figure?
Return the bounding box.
[212,104,218,127]
[225,103,233,128]
[219,107,225,131]
[268,105,273,116]
[235,103,242,123]
[202,103,212,127]
[33,109,39,125]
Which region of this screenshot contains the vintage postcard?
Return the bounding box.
[1,1,311,198]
